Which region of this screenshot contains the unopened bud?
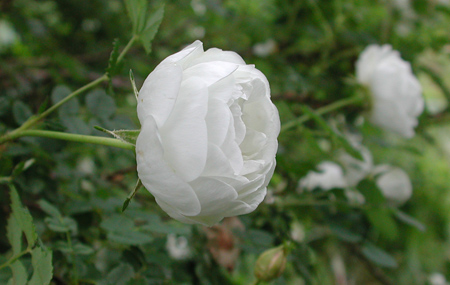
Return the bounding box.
[254,244,288,282]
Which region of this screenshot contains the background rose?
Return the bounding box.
[136,41,280,226]
[298,148,413,205]
[356,44,424,138]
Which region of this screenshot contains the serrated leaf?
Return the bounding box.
[85,89,116,120]
[124,0,148,35]
[9,184,37,247]
[122,179,142,212]
[94,126,139,146]
[12,101,33,125]
[299,105,364,160]
[361,243,397,268]
[106,38,121,77]
[106,263,135,285]
[7,260,27,285]
[29,247,53,285]
[6,215,22,255]
[140,5,164,54]
[38,200,62,218]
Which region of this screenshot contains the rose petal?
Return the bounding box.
[206,97,231,146]
[202,143,235,177]
[136,116,201,216]
[160,78,209,182]
[188,177,238,216]
[183,61,239,87]
[187,48,246,66]
[137,62,183,127]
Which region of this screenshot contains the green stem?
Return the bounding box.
[280,96,363,133]
[117,34,138,65]
[0,35,138,145]
[0,248,32,271]
[5,130,135,151]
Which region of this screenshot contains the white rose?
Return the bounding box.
[373,165,412,205]
[338,146,373,187]
[136,41,280,226]
[356,44,424,138]
[298,161,347,191]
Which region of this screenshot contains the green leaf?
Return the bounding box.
[85,89,116,120]
[53,241,73,254]
[38,200,62,218]
[299,105,363,160]
[51,85,78,117]
[12,101,33,125]
[329,224,362,243]
[9,184,37,247]
[106,263,135,285]
[28,247,53,285]
[107,231,153,245]
[37,97,49,114]
[124,0,148,35]
[94,126,139,146]
[7,260,27,285]
[122,179,143,212]
[60,116,91,135]
[11,159,35,178]
[6,215,22,255]
[106,38,121,77]
[393,209,426,232]
[100,215,135,233]
[357,179,386,206]
[365,207,398,240]
[72,243,94,255]
[140,4,164,54]
[45,216,77,233]
[129,69,139,100]
[361,243,398,268]
[53,241,94,255]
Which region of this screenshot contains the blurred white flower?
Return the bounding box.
[166,234,190,260]
[253,39,277,57]
[338,146,373,187]
[0,20,19,52]
[136,40,280,226]
[373,165,412,206]
[356,44,424,138]
[77,157,96,175]
[298,161,347,191]
[290,221,305,242]
[298,148,413,205]
[428,272,448,285]
[191,0,206,16]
